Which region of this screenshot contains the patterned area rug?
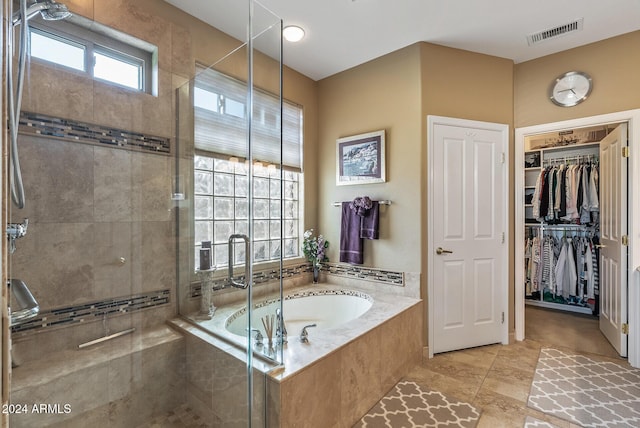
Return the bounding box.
[355,380,480,427]
[528,348,640,427]
[523,416,560,428]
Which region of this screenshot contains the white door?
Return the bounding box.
[599,123,628,357]
[430,118,507,354]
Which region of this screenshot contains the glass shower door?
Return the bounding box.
[176,0,284,425]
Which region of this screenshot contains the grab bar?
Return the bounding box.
[78,328,136,349]
[228,234,250,289]
[8,279,39,326]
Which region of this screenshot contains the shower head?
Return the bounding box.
[38,1,72,21]
[12,1,71,26]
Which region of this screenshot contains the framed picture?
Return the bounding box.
[336,130,386,186]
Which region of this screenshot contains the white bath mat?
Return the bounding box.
[528,348,640,427]
[355,380,480,427]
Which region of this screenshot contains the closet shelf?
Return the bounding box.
[525,299,593,315]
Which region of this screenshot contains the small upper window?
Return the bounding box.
[28,21,156,94]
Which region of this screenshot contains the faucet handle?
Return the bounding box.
[248,328,263,346]
[300,324,317,343]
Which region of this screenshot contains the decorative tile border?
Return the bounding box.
[11,289,171,334]
[190,262,405,298]
[224,288,374,328]
[322,262,405,285]
[19,111,171,154]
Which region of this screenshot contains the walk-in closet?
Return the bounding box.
[521,121,629,358]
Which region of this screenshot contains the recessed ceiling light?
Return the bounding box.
[283,25,305,43]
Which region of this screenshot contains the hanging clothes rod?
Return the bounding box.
[527,223,592,228]
[542,154,598,165]
[332,200,391,207]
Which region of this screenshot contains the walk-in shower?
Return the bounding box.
[8,0,71,210]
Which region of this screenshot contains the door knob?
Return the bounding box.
[436,247,453,255]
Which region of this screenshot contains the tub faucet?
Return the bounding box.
[276,308,287,344]
[249,328,263,347]
[300,324,316,343]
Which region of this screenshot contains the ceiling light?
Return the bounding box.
[283,25,305,43]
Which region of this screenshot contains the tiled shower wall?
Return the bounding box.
[9,0,194,356]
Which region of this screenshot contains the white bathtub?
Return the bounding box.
[225,289,373,339]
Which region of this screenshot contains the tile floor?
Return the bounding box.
[403,306,626,427]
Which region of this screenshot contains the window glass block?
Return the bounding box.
[284,201,298,219]
[270,220,281,239]
[235,175,248,197]
[234,161,248,175]
[284,220,297,238]
[254,165,269,178]
[195,196,213,220]
[215,243,229,267]
[195,171,213,195]
[254,220,269,240]
[284,180,298,200]
[270,179,281,198]
[284,238,298,257]
[254,177,269,198]
[254,241,268,261]
[270,200,281,218]
[214,173,234,196]
[254,199,269,219]
[284,171,297,181]
[269,166,281,179]
[194,221,212,244]
[214,221,234,244]
[214,197,234,219]
[234,242,246,264]
[194,155,213,170]
[235,221,248,236]
[235,199,248,219]
[214,158,234,173]
[270,240,281,259]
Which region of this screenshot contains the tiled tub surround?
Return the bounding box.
[174,282,423,427]
[10,325,185,428]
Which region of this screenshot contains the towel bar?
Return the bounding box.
[332,200,391,207]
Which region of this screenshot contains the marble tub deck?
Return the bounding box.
[186,282,422,380]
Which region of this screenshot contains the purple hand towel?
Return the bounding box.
[360,201,379,240]
[340,202,364,264]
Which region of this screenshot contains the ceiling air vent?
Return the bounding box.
[527,18,584,46]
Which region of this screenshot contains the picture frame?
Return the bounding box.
[336,130,386,186]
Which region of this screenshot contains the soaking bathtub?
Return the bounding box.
[172,282,423,426]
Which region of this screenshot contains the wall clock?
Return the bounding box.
[549,71,592,107]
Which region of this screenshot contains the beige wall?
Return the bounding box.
[317,42,514,344]
[420,42,515,338]
[515,31,640,127]
[317,44,423,273]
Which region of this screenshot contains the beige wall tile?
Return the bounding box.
[11,222,95,308]
[130,221,175,293]
[93,222,133,300]
[93,146,133,222]
[131,152,172,222]
[20,62,94,123]
[93,0,172,72]
[15,135,94,223]
[171,23,194,78]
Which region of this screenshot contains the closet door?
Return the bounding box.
[600,123,628,357]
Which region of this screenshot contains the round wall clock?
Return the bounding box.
[549,71,592,107]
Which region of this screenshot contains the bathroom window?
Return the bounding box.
[193,66,303,268]
[194,156,301,267]
[28,21,156,94]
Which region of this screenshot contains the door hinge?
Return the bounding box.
[501,232,505,243]
[501,312,505,324]
[622,146,629,158]
[622,235,629,246]
[622,323,629,335]
[501,152,505,164]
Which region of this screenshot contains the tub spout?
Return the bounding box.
[300,324,316,343]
